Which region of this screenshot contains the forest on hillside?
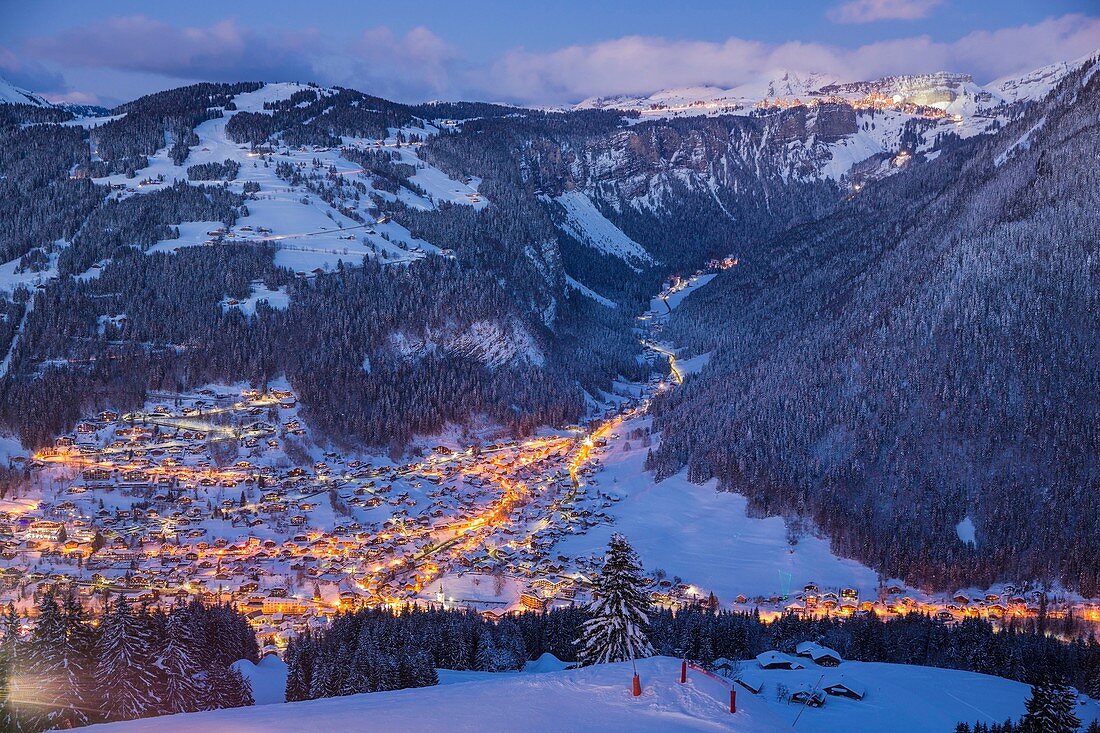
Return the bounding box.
[647,63,1100,595]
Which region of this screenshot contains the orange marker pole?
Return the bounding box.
[632,673,642,697]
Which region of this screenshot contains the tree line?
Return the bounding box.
[0,593,257,731]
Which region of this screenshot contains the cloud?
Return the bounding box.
[12,12,1100,106]
[24,16,320,83]
[0,45,66,92]
[828,0,943,24]
[21,16,463,102]
[341,26,463,98]
[39,89,104,106]
[485,14,1100,104]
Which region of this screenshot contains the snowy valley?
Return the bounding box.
[0,28,1096,733]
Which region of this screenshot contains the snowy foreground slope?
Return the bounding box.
[84,657,1099,733]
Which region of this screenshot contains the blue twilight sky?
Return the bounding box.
[0,0,1097,106]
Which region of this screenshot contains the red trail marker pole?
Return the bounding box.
[680,659,687,683]
[730,688,737,714]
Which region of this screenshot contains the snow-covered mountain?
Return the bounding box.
[566,54,1096,192]
[0,76,51,107]
[990,54,1094,103]
[574,60,1092,119]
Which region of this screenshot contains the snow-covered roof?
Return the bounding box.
[795,641,842,662]
[735,670,765,693]
[756,651,805,669]
[822,675,867,699]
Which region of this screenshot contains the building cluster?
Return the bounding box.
[0,383,639,651]
[753,93,951,119]
[732,581,1091,625]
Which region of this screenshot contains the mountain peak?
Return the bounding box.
[0,76,52,107]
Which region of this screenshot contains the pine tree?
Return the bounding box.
[97,598,157,721]
[58,592,94,728]
[157,610,204,714]
[0,604,23,733]
[576,534,654,666]
[26,591,66,730]
[1021,679,1081,733]
[206,662,253,709]
[284,633,316,702]
[1084,635,1100,701]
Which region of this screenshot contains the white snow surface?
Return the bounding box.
[556,434,879,599]
[222,282,291,316]
[387,320,545,369]
[956,516,978,547]
[233,655,288,705]
[551,191,654,269]
[990,53,1095,103]
[82,82,476,275]
[565,274,617,308]
[0,77,50,107]
[79,656,1100,733]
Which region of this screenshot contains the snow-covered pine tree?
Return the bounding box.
[284,633,316,702]
[0,604,22,733]
[475,632,501,672]
[341,639,373,696]
[397,647,438,689]
[308,645,340,699]
[157,609,205,714]
[58,592,94,728]
[26,592,66,730]
[1085,635,1100,701]
[97,598,158,721]
[206,662,253,709]
[1021,679,1081,733]
[576,534,654,666]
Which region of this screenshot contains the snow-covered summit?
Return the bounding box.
[990,52,1098,103]
[570,55,1097,120]
[732,69,841,100]
[0,76,51,107]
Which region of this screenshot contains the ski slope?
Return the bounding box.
[551,191,654,269]
[555,421,880,600]
[81,656,1100,733]
[83,82,478,276]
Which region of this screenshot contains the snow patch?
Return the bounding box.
[388,320,544,369]
[232,655,288,706]
[994,116,1045,167]
[956,516,977,547]
[222,282,290,316]
[551,191,654,269]
[565,275,617,308]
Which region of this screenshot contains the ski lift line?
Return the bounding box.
[791,673,825,728]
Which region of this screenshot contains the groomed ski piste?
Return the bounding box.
[88,656,1100,732]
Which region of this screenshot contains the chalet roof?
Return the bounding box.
[756,651,805,669]
[822,676,867,699]
[795,641,843,663]
[734,670,765,694]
